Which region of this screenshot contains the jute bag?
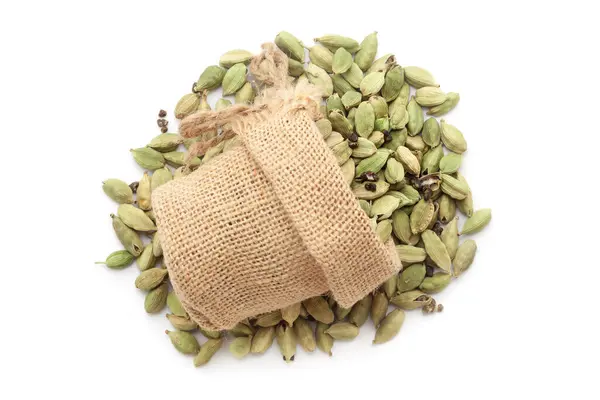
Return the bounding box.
[152,44,402,330]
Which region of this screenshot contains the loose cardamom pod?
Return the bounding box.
[222,63,247,95]
[381,65,405,102]
[144,283,168,313]
[166,314,198,331]
[135,267,168,291]
[250,326,276,354]
[355,102,375,137]
[274,31,305,61]
[293,318,316,352]
[404,66,439,88]
[303,296,334,324]
[331,73,354,96]
[194,65,226,91]
[382,274,398,298]
[341,90,362,110]
[397,263,427,293]
[371,292,389,327]
[324,322,359,340]
[136,244,156,271]
[308,45,333,73]
[441,217,459,259]
[407,96,424,136]
[102,179,133,204]
[421,230,452,273]
[111,214,143,256]
[427,92,460,116]
[390,290,432,310]
[348,294,372,327]
[332,47,353,74]
[117,204,156,232]
[460,208,492,235]
[130,148,165,170]
[229,336,252,359]
[419,274,452,294]
[276,323,296,362]
[166,291,187,317]
[314,34,360,53]
[194,338,223,367]
[453,239,478,276]
[373,309,405,344]
[306,63,334,97]
[396,245,427,263]
[440,119,467,153]
[316,322,334,356]
[415,86,447,107]
[422,118,441,148]
[255,310,283,327]
[439,152,462,174]
[234,82,255,104]
[360,71,385,97]
[355,149,391,176]
[174,93,200,119]
[354,31,378,71]
[95,250,134,269]
[341,62,364,88]
[166,329,200,354]
[219,49,253,68]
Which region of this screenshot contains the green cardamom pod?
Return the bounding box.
[234,82,255,104]
[275,31,305,61]
[392,210,412,244]
[219,49,253,68]
[166,329,200,354]
[152,233,162,258]
[315,118,333,139]
[367,53,396,74]
[202,141,225,164]
[95,250,134,269]
[148,133,183,153]
[335,303,352,320]
[331,141,352,165]
[374,117,390,132]
[381,65,405,102]
[332,47,353,74]
[439,152,462,174]
[457,190,474,217]
[230,322,255,337]
[382,274,398,298]
[356,149,391,176]
[341,62,364,88]
[314,34,360,53]
[460,208,492,235]
[340,159,355,185]
[351,137,377,158]
[360,71,385,97]
[422,118,441,148]
[166,314,198,331]
[383,128,407,150]
[255,310,283,327]
[222,63,247,95]
[400,185,421,205]
[199,328,221,340]
[355,102,375,137]
[390,106,409,130]
[276,323,296,363]
[326,131,344,148]
[419,274,451,294]
[421,230,452,273]
[371,291,389,327]
[373,309,405,344]
[341,91,362,110]
[331,73,354,96]
[396,245,427,263]
[407,96,424,136]
[404,66,439,88]
[287,58,305,77]
[102,179,133,204]
[163,151,201,168]
[137,172,151,211]
[348,294,372,327]
[376,219,393,242]
[293,318,316,352]
[251,326,276,354]
[440,119,468,153]
[346,107,356,130]
[215,98,232,111]
[166,291,187,317]
[145,282,168,313]
[136,244,156,271]
[397,263,427,293]
[306,63,334,97]
[441,174,469,200]
[324,322,359,340]
[130,147,165,170]
[117,204,156,232]
[174,93,200,119]
[135,267,168,291]
[328,110,353,135]
[194,338,223,367]
[351,180,390,200]
[453,240,477,277]
[229,336,252,359]
[303,296,334,324]
[406,136,427,153]
[281,303,302,326]
[194,65,226,92]
[369,96,388,118]
[327,93,345,115]
[308,45,333,73]
[439,194,456,224]
[415,86,447,107]
[384,158,405,185]
[355,31,378,71]
[151,166,172,191]
[421,145,444,174]
[441,217,459,259]
[368,130,385,147]
[390,290,432,309]
[316,322,334,356]
[111,214,143,256]
[427,92,460,116]
[410,199,435,234]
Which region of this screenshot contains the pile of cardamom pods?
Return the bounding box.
[97,32,492,367]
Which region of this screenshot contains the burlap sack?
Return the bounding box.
[152,44,402,330]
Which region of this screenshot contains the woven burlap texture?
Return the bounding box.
[152,45,401,331]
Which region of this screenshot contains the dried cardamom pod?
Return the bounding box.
[341,90,362,110]
[415,86,447,107]
[348,294,372,327]
[275,31,305,61]
[130,147,165,170]
[135,267,168,291]
[453,239,478,277]
[306,63,334,97]
[293,318,316,352]
[303,296,334,324]
[410,199,435,234]
[407,96,424,136]
[381,65,405,102]
[255,310,283,327]
[250,326,276,354]
[117,204,157,232]
[441,217,459,259]
[355,102,375,137]
[166,291,187,317]
[235,82,255,104]
[371,292,389,327]
[174,93,200,119]
[360,71,385,97]
[111,214,143,256]
[428,92,460,116]
[316,322,334,356]
[166,314,198,331]
[194,65,226,92]
[308,45,333,73]
[440,119,467,153]
[397,263,427,293]
[136,244,156,271]
[382,274,398,298]
[144,283,168,313]
[95,250,134,269]
[229,336,252,359]
[421,230,452,273]
[354,31,378,71]
[222,63,247,95]
[419,274,452,294]
[331,73,354,96]
[137,172,151,211]
[102,179,133,204]
[396,245,427,263]
[324,322,359,340]
[341,62,364,88]
[281,303,302,326]
[194,338,223,367]
[404,66,439,88]
[373,309,405,344]
[460,208,492,235]
[276,323,296,362]
[219,49,253,68]
[355,149,392,176]
[166,329,200,354]
[332,47,353,74]
[422,118,441,148]
[390,290,432,309]
[314,34,360,53]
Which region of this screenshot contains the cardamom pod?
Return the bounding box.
[351,137,377,158]
[381,65,405,102]
[276,323,296,362]
[117,204,156,232]
[199,328,221,340]
[396,245,427,263]
[390,290,432,309]
[371,292,389,327]
[400,185,421,205]
[390,106,409,130]
[222,63,247,95]
[405,135,427,152]
[315,118,333,139]
[383,128,407,150]
[95,250,134,269]
[174,93,200,119]
[453,239,477,277]
[368,130,385,147]
[193,338,223,367]
[111,214,143,256]
[440,119,467,153]
[135,267,168,291]
[369,96,389,118]
[415,86,447,107]
[308,45,333,73]
[421,145,444,174]
[374,117,390,133]
[439,152,462,174]
[303,296,334,324]
[148,133,183,153]
[348,294,372,327]
[327,93,345,115]
[250,326,276,354]
[355,149,391,176]
[230,322,255,337]
[392,210,412,244]
[457,190,474,217]
[331,73,354,96]
[382,274,398,298]
[166,291,187,317]
[151,166,172,191]
[331,140,352,165]
[306,63,333,97]
[355,102,375,137]
[314,34,360,53]
[324,322,359,340]
[373,309,405,344]
[355,31,378,71]
[397,263,427,293]
[137,171,151,211]
[287,58,305,77]
[360,71,385,97]
[215,98,232,111]
[460,208,492,235]
[166,314,198,331]
[255,310,282,327]
[332,47,353,74]
[419,274,451,294]
[166,329,200,354]
[421,230,452,273]
[341,62,364,88]
[293,318,316,352]
[367,53,396,74]
[340,159,355,185]
[219,49,253,68]
[194,65,226,91]
[281,303,302,326]
[316,322,334,356]
[410,199,435,234]
[384,158,405,184]
[152,233,162,258]
[441,217,459,259]
[422,118,441,148]
[341,90,362,110]
[407,96,424,136]
[376,219,393,242]
[102,179,133,204]
[335,304,352,320]
[163,151,201,168]
[145,283,168,313]
[229,336,252,359]
[351,180,389,200]
[404,66,439,88]
[136,244,156,271]
[439,194,456,224]
[275,31,305,61]
[326,131,345,148]
[441,174,469,200]
[428,92,460,116]
[234,82,255,104]
[130,147,165,170]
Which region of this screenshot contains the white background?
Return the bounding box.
[1,1,599,399]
